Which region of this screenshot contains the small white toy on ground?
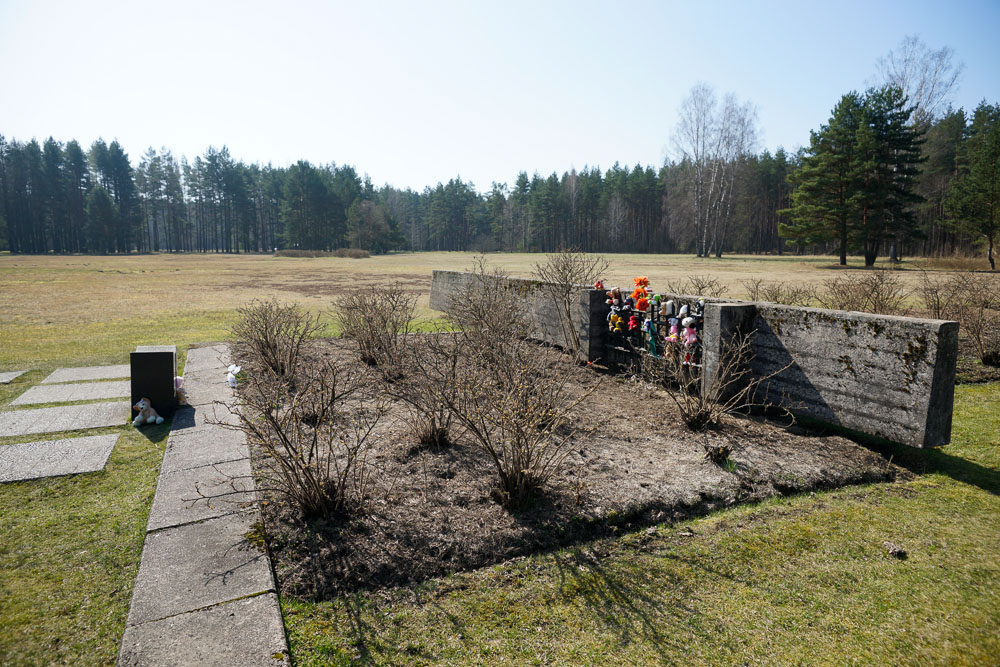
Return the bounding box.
[132,398,165,427]
[226,365,241,388]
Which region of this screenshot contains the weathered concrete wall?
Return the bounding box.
[430,270,959,448]
[703,302,958,448]
[430,270,607,361]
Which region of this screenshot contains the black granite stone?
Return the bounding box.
[131,345,178,418]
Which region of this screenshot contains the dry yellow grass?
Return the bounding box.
[0,251,962,368]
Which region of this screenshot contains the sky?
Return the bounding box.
[1,0,998,192]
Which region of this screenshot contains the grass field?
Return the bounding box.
[0,251,997,665]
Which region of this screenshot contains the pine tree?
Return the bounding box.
[946,101,1000,270]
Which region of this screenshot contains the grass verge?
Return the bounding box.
[281,383,1000,665]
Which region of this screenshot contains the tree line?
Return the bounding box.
[0,38,995,267]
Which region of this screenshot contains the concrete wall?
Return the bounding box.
[702,302,958,448]
[430,270,959,448]
[430,270,608,361]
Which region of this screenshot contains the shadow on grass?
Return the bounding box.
[796,416,1000,497]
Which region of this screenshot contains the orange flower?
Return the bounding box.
[636,297,649,311]
[633,276,649,288]
[631,287,647,300]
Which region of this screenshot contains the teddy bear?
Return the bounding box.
[174,376,188,405]
[132,398,164,427]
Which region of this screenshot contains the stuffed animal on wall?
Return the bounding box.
[628,314,640,331]
[594,279,605,290]
[132,398,164,427]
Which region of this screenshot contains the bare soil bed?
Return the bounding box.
[241,337,899,600]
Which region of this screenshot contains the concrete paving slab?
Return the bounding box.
[117,593,289,667]
[0,402,130,437]
[41,364,130,384]
[170,404,241,431]
[147,458,254,532]
[126,512,273,626]
[0,434,119,482]
[160,425,249,474]
[181,377,234,408]
[10,380,130,406]
[0,370,27,384]
[183,344,231,374]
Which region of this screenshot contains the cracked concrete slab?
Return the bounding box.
[160,425,249,474]
[147,458,254,532]
[11,380,130,406]
[181,378,234,408]
[183,344,232,374]
[41,364,130,384]
[0,370,27,384]
[0,434,119,482]
[0,402,130,437]
[117,593,289,666]
[126,512,273,626]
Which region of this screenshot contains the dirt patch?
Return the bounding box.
[955,337,1000,384]
[241,337,897,600]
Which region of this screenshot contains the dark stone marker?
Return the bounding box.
[131,345,178,419]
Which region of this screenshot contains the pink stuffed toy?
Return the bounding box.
[132,398,164,427]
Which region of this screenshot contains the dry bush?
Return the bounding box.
[332,282,416,371]
[533,249,609,359]
[943,272,1000,366]
[643,332,784,431]
[383,333,462,449]
[742,278,815,306]
[817,271,909,315]
[665,274,729,298]
[231,298,322,381]
[274,249,333,258]
[915,255,987,272]
[233,361,385,519]
[333,248,371,258]
[439,258,594,508]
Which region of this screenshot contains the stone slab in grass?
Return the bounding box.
[117,593,289,667]
[41,364,130,384]
[146,457,253,532]
[126,512,273,626]
[10,380,131,406]
[0,434,119,482]
[0,370,27,384]
[0,402,130,437]
[183,344,231,374]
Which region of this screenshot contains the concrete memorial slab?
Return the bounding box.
[0,402,129,437]
[10,380,130,406]
[117,593,288,667]
[41,364,130,384]
[126,512,274,626]
[146,457,254,532]
[0,370,28,384]
[0,434,119,482]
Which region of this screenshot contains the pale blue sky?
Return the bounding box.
[1,0,997,191]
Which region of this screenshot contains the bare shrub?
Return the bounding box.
[948,272,1000,366]
[917,270,967,320]
[440,259,595,507]
[333,248,370,258]
[665,275,728,298]
[233,361,384,519]
[383,333,462,449]
[817,271,909,315]
[643,332,784,431]
[231,298,322,380]
[741,278,815,306]
[332,282,416,370]
[274,249,333,258]
[533,249,609,359]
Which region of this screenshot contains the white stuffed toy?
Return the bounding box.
[227,364,242,388]
[132,398,164,426]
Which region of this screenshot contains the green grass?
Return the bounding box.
[282,382,1000,665]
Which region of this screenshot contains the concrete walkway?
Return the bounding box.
[118,344,289,666]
